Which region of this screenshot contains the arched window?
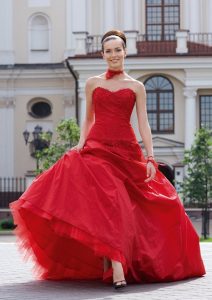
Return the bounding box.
[30,14,49,51]
[144,76,174,133]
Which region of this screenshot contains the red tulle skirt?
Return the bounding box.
[10,139,206,283]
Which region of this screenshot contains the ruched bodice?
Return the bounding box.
[87,87,137,143]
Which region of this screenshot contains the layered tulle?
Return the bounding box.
[10,87,206,283]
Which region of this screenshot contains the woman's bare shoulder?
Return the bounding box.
[124,76,145,93]
[133,80,145,93]
[86,74,105,90]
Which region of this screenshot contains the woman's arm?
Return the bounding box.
[135,82,156,182]
[71,78,95,151]
[135,82,153,157]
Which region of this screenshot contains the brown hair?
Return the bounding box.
[101,30,127,51]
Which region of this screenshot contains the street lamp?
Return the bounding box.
[23,125,53,169]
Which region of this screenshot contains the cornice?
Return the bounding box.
[67,56,212,71]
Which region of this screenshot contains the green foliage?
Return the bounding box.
[182,127,212,208]
[36,119,80,174]
[0,218,16,230]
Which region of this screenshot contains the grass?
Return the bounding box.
[0,227,14,234]
[200,237,212,242]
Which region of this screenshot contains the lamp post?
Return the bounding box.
[23,125,53,170]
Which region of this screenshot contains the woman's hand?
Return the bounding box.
[144,161,156,183]
[71,142,85,152]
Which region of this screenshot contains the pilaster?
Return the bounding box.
[183,87,197,149]
[0,96,15,177]
[123,0,136,31]
[0,0,14,64]
[103,0,115,32]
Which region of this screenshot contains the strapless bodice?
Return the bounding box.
[86,87,137,143]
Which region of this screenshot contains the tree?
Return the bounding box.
[35,119,80,174]
[182,127,212,239]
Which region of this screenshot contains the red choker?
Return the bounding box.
[106,69,123,80]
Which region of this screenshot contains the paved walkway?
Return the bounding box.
[0,235,211,300]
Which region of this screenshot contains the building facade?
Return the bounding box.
[0,0,212,188]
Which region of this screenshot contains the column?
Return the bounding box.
[72,0,87,32]
[65,0,87,57]
[183,88,197,149]
[208,0,212,32]
[103,0,115,32]
[122,0,138,55]
[182,0,190,30]
[78,79,86,127]
[0,97,15,177]
[123,0,135,31]
[0,0,14,64]
[65,0,73,57]
[189,0,200,33]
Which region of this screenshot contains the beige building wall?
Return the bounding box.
[13,0,66,63]
[13,69,74,176]
[14,93,64,176]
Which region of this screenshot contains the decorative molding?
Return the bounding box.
[0,97,16,108]
[63,95,75,107]
[183,88,197,99]
[28,0,50,7]
[152,136,184,148]
[0,88,72,97]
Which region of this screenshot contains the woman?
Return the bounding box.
[10,30,205,290]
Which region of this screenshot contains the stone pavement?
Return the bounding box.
[0,235,211,300]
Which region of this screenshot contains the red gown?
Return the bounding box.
[10,87,206,283]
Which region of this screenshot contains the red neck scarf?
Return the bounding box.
[106,69,123,80]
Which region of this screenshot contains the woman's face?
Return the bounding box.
[102,38,126,70]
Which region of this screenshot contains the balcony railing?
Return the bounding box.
[137,34,176,41]
[188,33,212,55]
[0,177,26,208]
[81,32,212,57]
[87,35,102,55]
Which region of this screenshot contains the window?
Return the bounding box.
[144,76,174,133]
[146,0,180,40]
[30,14,49,51]
[200,95,212,129]
[28,98,52,118]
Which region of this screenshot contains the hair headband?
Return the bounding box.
[101,35,126,46]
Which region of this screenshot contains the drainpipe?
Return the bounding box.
[65,59,79,125]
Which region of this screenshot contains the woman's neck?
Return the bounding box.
[106,68,124,80]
